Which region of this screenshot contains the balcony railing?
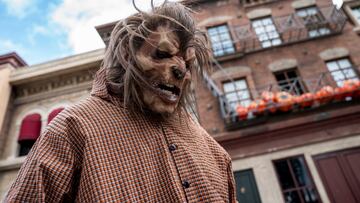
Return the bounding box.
[203,66,359,127]
[212,5,346,57]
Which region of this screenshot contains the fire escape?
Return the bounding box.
[202,5,348,126]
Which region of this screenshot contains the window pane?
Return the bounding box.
[284,191,302,203]
[331,70,345,81]
[319,28,330,35]
[207,25,234,57]
[252,20,262,28]
[224,83,235,92]
[238,91,250,100]
[262,18,272,25]
[301,188,320,203]
[262,41,271,48]
[275,160,296,190]
[343,68,356,78]
[272,39,282,46]
[235,80,247,90]
[290,157,312,187]
[252,17,281,48]
[255,27,265,34]
[223,79,251,109]
[338,59,351,69]
[326,61,339,71]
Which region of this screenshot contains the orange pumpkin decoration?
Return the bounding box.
[315,86,334,104]
[275,92,294,112]
[341,80,358,98]
[333,87,346,101]
[295,93,315,108]
[248,100,266,115]
[236,105,248,120]
[266,101,277,114]
[261,91,276,102]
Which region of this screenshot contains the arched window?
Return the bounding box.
[47,107,64,124]
[18,113,42,156]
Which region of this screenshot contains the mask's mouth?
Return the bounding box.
[151,82,181,104]
[157,83,180,96]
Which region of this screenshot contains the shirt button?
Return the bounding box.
[169,144,177,152]
[182,180,190,188]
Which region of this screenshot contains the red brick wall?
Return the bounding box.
[192,0,360,136]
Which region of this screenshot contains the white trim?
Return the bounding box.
[246,8,272,19]
[319,47,350,61]
[291,0,316,9]
[268,59,298,72]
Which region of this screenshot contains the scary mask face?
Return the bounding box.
[136,25,196,115]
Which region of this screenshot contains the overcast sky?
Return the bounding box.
[0,0,343,65]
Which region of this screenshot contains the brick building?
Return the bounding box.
[1,0,360,202]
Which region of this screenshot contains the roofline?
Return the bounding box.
[10,48,105,85]
[0,52,28,68]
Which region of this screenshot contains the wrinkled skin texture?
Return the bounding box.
[136,25,196,115]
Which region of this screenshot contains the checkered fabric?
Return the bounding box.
[4,68,236,203]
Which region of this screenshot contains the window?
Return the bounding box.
[252,17,282,48]
[207,25,235,57]
[351,6,360,23]
[274,69,306,95]
[326,58,359,86]
[296,6,330,37]
[18,113,42,156]
[274,156,321,203]
[223,79,252,111]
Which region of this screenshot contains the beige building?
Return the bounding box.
[0,50,103,198]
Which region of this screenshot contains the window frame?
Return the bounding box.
[207,24,236,57]
[295,6,330,38]
[251,16,282,48]
[222,77,253,110]
[273,68,307,95]
[273,155,322,203]
[325,57,359,87]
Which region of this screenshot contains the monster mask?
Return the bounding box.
[103,2,210,116]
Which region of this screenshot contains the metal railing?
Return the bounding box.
[212,5,346,57]
[202,65,359,125]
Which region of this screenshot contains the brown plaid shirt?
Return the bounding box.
[5,68,236,203]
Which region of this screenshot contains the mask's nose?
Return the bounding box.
[172,66,186,80]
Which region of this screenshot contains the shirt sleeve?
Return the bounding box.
[227,160,237,203]
[4,131,80,203]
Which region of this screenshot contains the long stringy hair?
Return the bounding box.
[102,1,211,115]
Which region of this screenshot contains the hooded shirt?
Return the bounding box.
[4,67,236,203]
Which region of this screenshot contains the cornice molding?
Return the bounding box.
[10,49,104,85]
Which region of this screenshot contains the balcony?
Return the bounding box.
[211,5,346,59]
[203,68,359,130]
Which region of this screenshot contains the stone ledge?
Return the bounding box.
[0,157,25,172]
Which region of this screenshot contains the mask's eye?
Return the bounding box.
[154,49,172,59]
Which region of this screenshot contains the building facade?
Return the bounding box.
[1,0,360,202]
